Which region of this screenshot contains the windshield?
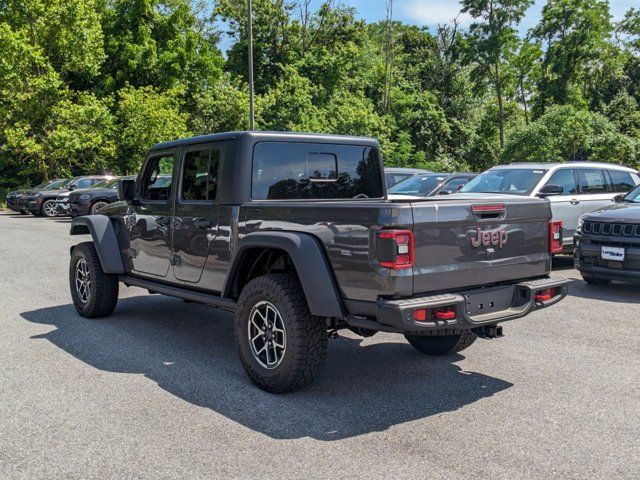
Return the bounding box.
[461,168,547,196]
[91,179,119,189]
[41,179,69,190]
[51,178,76,189]
[622,185,640,203]
[388,174,449,196]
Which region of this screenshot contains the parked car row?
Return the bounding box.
[387,162,640,253]
[5,175,136,217]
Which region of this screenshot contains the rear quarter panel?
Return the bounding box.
[240,201,413,302]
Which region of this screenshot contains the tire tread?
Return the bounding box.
[69,242,119,318]
[235,273,327,393]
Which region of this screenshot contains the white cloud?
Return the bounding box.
[396,0,633,31]
[397,0,472,26]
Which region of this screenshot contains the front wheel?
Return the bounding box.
[42,199,58,217]
[90,201,108,215]
[69,242,119,318]
[405,330,477,356]
[235,273,328,393]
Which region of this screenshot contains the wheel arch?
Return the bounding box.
[70,215,125,274]
[223,231,345,318]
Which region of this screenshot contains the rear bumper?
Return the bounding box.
[346,277,570,335]
[574,236,640,283]
[24,200,41,214]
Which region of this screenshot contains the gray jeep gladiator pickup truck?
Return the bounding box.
[68,131,569,392]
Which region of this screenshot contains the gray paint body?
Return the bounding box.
[72,131,557,322]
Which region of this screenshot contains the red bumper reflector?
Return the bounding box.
[535,288,557,302]
[434,310,456,320]
[413,309,427,321]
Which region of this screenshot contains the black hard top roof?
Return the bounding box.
[150,131,379,151]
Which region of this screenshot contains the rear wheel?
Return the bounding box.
[405,330,477,356]
[69,242,119,318]
[582,275,611,286]
[90,201,108,215]
[42,199,58,217]
[235,273,327,393]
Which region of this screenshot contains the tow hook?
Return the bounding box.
[474,325,504,339]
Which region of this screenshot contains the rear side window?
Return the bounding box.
[577,169,607,194]
[545,169,577,195]
[181,148,220,201]
[252,142,383,200]
[608,170,635,193]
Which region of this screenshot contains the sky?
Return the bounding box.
[218,0,636,52]
[328,0,635,30]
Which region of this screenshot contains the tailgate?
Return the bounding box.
[410,195,552,295]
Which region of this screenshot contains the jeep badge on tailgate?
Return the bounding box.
[470,227,508,249]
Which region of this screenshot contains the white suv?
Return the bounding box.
[460,162,640,252]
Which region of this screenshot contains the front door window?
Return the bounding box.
[129,152,176,277]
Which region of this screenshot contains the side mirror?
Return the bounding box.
[613,194,625,203]
[68,185,76,191]
[118,179,136,202]
[538,184,564,197]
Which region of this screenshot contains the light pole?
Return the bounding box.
[247,0,255,130]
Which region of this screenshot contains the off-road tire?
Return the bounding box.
[235,273,327,393]
[405,330,477,356]
[69,242,119,318]
[41,199,58,217]
[582,275,611,286]
[90,201,108,215]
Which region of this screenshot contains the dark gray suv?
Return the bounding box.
[23,176,112,217]
[574,185,640,284]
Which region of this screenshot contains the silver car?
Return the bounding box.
[460,162,640,252]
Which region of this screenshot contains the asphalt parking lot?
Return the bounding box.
[1,211,639,479]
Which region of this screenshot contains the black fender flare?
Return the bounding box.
[224,231,345,318]
[70,215,125,274]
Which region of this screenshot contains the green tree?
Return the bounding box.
[44,94,116,177]
[0,23,65,184]
[114,85,190,173]
[462,0,533,148]
[502,105,638,165]
[215,0,298,93]
[532,0,612,113]
[190,74,250,134]
[0,0,105,88]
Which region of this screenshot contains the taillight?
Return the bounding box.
[549,221,563,253]
[378,229,414,269]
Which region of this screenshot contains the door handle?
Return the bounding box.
[156,216,171,226]
[570,199,580,205]
[193,217,213,229]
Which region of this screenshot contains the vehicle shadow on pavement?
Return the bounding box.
[567,277,640,304]
[21,296,513,441]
